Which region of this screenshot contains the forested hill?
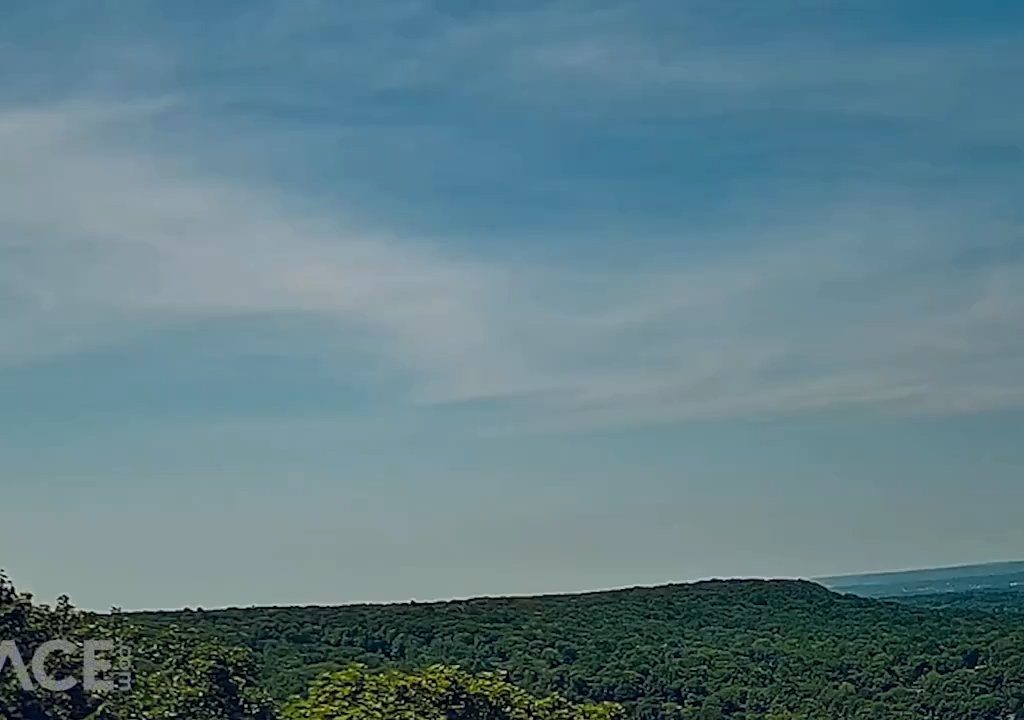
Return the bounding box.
[129,579,1024,719]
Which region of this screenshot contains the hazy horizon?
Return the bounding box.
[7,557,1023,613]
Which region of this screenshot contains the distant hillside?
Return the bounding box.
[898,590,1024,614]
[818,560,1024,598]
[130,579,1024,719]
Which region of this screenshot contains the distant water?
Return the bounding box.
[816,561,1024,598]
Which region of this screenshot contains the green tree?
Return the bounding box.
[1,570,276,720]
[282,664,624,720]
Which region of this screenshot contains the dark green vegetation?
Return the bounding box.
[818,561,1024,598]
[2,571,276,720]
[2,570,617,720]
[131,580,1024,719]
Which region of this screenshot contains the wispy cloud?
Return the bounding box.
[1,0,1022,431]
[1,96,1020,430]
[0,100,517,396]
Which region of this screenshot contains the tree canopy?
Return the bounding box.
[130,580,1024,719]
[282,664,623,720]
[1,570,275,720]
[10,569,1024,719]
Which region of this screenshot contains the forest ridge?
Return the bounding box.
[124,578,1024,719]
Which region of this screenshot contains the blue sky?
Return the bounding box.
[1,0,1022,610]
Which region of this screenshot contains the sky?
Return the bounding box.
[1,0,1022,611]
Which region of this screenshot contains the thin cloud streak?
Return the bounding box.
[1,99,1021,429]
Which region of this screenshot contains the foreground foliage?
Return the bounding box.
[1,571,102,720]
[133,580,1024,719]
[283,664,623,720]
[3,570,619,720]
[1,571,275,720]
